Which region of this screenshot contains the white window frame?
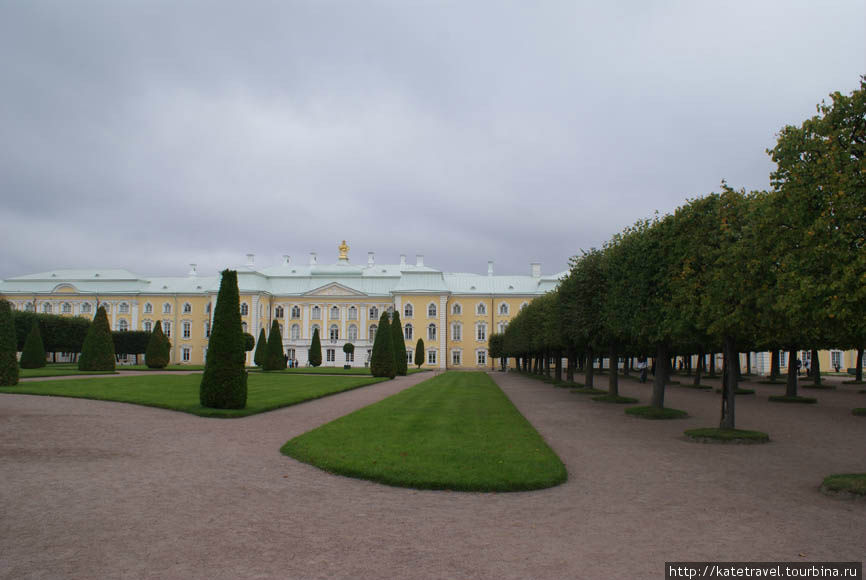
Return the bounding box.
[291,324,300,340]
[451,322,462,341]
[275,305,284,318]
[477,350,487,366]
[452,350,462,366]
[143,320,153,332]
[163,321,172,338]
[406,350,413,363]
[81,302,92,314]
[143,302,152,314]
[291,305,300,319]
[330,306,340,320]
[312,305,321,320]
[181,303,191,314]
[404,323,413,340]
[348,306,358,320]
[163,303,171,314]
[348,324,358,341]
[368,324,377,341]
[404,304,413,318]
[476,303,487,315]
[476,323,487,341]
[182,321,191,339]
[498,302,509,315]
[427,350,437,365]
[451,303,462,315]
[369,306,379,320]
[117,319,129,332]
[326,348,336,363]
[427,303,437,317]
[329,324,339,341]
[240,302,249,316]
[182,347,191,362]
[62,302,72,314]
[427,323,436,341]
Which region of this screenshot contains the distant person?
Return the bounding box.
[796,358,802,375]
[637,357,648,384]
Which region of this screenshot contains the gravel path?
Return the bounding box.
[0,371,863,579]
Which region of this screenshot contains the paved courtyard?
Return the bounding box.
[1,371,864,579]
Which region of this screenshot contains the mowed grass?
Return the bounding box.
[19,367,118,378]
[281,371,567,492]
[0,373,386,418]
[250,367,429,375]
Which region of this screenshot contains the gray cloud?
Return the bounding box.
[1,0,863,279]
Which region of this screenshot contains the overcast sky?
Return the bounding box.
[1,1,863,280]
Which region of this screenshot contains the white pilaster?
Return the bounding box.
[438,294,447,369]
[132,301,139,330]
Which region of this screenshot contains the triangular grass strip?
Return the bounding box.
[281,371,567,492]
[820,473,866,498]
[0,373,385,418]
[625,406,688,420]
[570,387,606,395]
[684,428,770,444]
[591,394,639,404]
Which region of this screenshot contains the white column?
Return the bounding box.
[361,304,367,345]
[341,305,347,339]
[438,295,447,369]
[132,301,139,330]
[303,304,309,339]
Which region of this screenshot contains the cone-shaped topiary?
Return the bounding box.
[309,327,322,367]
[370,310,395,378]
[414,338,425,368]
[20,319,46,369]
[0,300,19,386]
[390,310,408,376]
[265,320,286,370]
[145,320,171,368]
[78,306,116,371]
[254,328,267,367]
[200,270,247,409]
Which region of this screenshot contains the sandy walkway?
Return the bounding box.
[0,371,863,579]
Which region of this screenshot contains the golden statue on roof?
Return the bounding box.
[338,240,349,261]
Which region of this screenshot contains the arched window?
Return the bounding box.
[406,350,413,364]
[163,303,172,314]
[348,324,358,341]
[143,320,152,332]
[329,324,339,341]
[25,302,35,312]
[241,322,248,333]
[451,322,462,341]
[163,321,172,337]
[62,302,72,314]
[118,319,129,332]
[476,323,487,341]
[499,303,509,315]
[42,303,52,314]
[476,303,487,315]
[369,306,379,320]
[101,303,110,313]
[182,321,191,338]
[240,303,249,316]
[81,302,92,314]
[404,323,413,340]
[404,304,413,318]
[291,305,301,319]
[498,321,507,333]
[451,303,462,315]
[348,306,357,320]
[181,303,191,314]
[369,324,377,341]
[427,303,437,317]
[427,323,437,341]
[291,324,300,340]
[119,302,129,314]
[143,302,152,314]
[312,305,321,320]
[330,306,340,320]
[275,305,284,318]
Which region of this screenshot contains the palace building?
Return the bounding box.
[0,242,566,369]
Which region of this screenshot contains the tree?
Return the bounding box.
[242,333,255,352]
[488,333,506,371]
[19,319,46,369]
[264,320,286,371]
[0,300,18,386]
[254,328,267,367]
[113,331,151,361]
[145,321,171,369]
[309,327,322,367]
[78,306,116,371]
[414,338,424,368]
[200,270,247,409]
[370,310,395,378]
[390,310,408,376]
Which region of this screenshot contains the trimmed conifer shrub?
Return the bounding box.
[414,338,424,368]
[390,310,408,376]
[309,327,322,367]
[265,320,286,370]
[254,328,267,367]
[20,319,46,369]
[145,320,171,369]
[370,311,395,378]
[0,300,19,386]
[78,306,116,371]
[200,270,247,409]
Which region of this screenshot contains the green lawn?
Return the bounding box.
[119,364,207,371]
[0,373,386,418]
[20,368,118,378]
[250,367,428,375]
[281,371,567,492]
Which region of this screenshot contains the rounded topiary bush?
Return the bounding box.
[684,428,770,444]
[625,406,688,420]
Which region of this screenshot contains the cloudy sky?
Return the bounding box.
[1,1,863,280]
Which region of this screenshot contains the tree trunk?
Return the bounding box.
[811,348,821,386]
[566,346,576,383]
[770,350,779,381]
[719,336,738,429]
[608,344,619,396]
[785,348,798,397]
[650,343,667,408]
[745,352,751,375]
[585,347,595,388]
[857,347,864,383]
[554,351,562,382]
[623,356,630,377]
[694,347,704,386]
[709,352,716,377]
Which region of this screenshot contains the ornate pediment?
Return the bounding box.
[304,282,366,297]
